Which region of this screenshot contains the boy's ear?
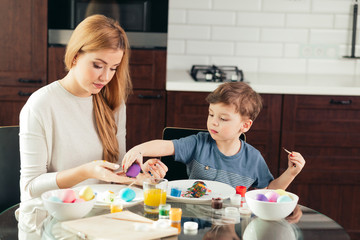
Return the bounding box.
[240,119,253,133]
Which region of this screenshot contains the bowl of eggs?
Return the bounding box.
[41,186,96,221]
[245,189,298,221]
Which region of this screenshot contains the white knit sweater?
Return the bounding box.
[19,81,126,202]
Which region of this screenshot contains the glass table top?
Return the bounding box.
[38,201,350,240]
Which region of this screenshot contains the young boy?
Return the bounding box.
[122,82,305,190]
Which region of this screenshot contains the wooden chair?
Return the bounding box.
[0,126,20,213]
[161,127,245,181]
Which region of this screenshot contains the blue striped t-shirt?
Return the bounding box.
[172,132,274,189]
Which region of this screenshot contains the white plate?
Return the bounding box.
[73,184,143,208]
[166,180,235,203]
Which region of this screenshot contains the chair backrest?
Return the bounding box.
[161,127,245,181]
[0,126,20,213]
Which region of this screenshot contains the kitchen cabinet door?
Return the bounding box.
[0,0,47,125]
[0,0,47,86]
[129,49,166,90]
[126,90,166,150]
[48,46,67,83]
[166,91,282,176]
[281,95,360,239]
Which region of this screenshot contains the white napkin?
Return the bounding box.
[15,197,48,239]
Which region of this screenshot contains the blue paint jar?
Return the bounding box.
[170,187,182,197]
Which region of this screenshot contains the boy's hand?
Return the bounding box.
[287,151,306,176]
[286,204,303,223]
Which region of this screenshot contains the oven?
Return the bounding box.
[48,0,168,49]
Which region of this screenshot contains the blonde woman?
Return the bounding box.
[18,15,167,238]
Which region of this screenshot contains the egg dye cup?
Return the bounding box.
[143,178,168,213]
[126,163,141,178]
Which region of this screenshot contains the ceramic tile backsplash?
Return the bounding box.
[168,25,211,39]
[188,10,236,25]
[237,13,285,27]
[167,0,358,76]
[212,26,259,41]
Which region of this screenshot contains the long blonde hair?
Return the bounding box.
[64,14,132,163]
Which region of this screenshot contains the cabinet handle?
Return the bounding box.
[18,78,42,84]
[18,91,33,97]
[329,99,352,105]
[137,94,162,99]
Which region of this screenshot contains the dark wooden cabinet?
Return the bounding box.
[126,49,166,149]
[166,91,282,176]
[126,49,167,150]
[47,47,167,150]
[281,95,360,239]
[129,49,166,90]
[0,0,47,125]
[126,90,166,149]
[48,46,67,83]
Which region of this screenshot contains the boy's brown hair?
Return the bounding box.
[205,82,263,121]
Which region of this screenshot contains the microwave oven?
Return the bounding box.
[48,0,168,49]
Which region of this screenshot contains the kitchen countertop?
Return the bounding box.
[166,69,360,96]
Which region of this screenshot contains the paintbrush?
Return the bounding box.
[106,216,153,224]
[283,147,296,167]
[128,181,137,188]
[283,147,292,155]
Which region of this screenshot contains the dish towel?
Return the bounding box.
[15,197,49,239]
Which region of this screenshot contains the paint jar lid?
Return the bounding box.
[235,186,247,196]
[184,221,198,230]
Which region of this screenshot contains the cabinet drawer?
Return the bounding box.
[0,77,45,88]
[283,95,360,133]
[0,86,39,125]
[0,86,40,100]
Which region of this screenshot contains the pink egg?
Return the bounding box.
[61,189,77,203]
[265,191,280,202]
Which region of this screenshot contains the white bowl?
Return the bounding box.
[245,189,298,221]
[41,189,95,221]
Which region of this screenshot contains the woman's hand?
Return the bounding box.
[84,160,133,184]
[286,204,303,223]
[143,158,168,179]
[122,148,144,173]
[287,151,306,176]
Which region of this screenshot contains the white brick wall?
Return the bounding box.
[167,0,358,76]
